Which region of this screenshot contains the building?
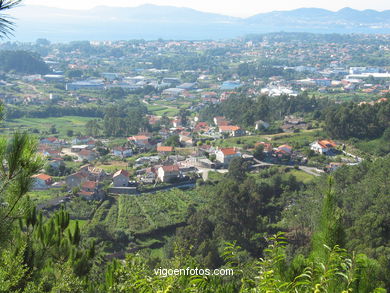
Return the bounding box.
[66,80,105,91]
[79,149,98,162]
[112,147,133,158]
[255,120,270,130]
[112,169,129,187]
[310,140,337,155]
[128,135,150,148]
[71,145,89,152]
[157,165,180,182]
[66,172,88,189]
[32,174,53,190]
[162,88,185,97]
[215,148,241,166]
[218,125,243,137]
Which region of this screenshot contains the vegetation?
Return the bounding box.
[0,50,50,74]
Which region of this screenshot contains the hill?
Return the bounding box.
[9,5,390,41]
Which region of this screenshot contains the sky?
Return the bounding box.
[23,0,390,18]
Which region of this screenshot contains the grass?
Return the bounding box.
[68,219,88,232]
[287,169,315,184]
[1,116,93,138]
[27,189,65,205]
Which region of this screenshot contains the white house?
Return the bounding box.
[255,120,270,130]
[215,148,241,166]
[157,165,180,182]
[310,140,337,155]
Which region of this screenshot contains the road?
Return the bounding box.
[252,157,323,177]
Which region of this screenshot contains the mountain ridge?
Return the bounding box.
[8,4,390,41]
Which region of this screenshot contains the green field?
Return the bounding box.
[27,189,65,205]
[146,104,180,117]
[0,116,93,137]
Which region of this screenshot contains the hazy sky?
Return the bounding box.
[23,0,390,17]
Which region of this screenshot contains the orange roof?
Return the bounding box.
[32,173,52,181]
[278,144,293,150]
[113,169,129,178]
[220,148,237,156]
[318,140,337,148]
[219,125,241,131]
[157,146,174,152]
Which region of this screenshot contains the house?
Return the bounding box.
[157,165,180,182]
[157,146,174,154]
[310,140,337,155]
[194,122,210,133]
[213,116,229,126]
[66,172,88,189]
[40,137,61,145]
[81,181,97,193]
[172,118,182,128]
[162,88,185,97]
[128,135,150,147]
[79,149,98,162]
[112,169,129,187]
[48,158,65,169]
[277,144,293,154]
[112,147,133,158]
[218,125,243,137]
[71,145,89,152]
[32,174,53,190]
[215,148,241,166]
[140,167,157,184]
[255,120,270,130]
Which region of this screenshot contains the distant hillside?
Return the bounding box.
[0,50,50,74]
[8,5,390,41]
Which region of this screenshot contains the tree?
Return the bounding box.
[253,144,265,160]
[85,119,101,137]
[67,129,74,137]
[0,1,21,38]
[165,135,180,147]
[227,157,248,182]
[105,87,126,100]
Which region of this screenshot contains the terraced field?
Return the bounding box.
[90,186,213,235]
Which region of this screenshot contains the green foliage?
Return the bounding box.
[324,101,390,139]
[103,101,148,137]
[0,50,49,74]
[164,135,180,147]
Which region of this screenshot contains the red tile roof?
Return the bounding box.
[161,165,179,172]
[32,173,52,181]
[317,140,337,148]
[219,148,237,156]
[82,181,97,189]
